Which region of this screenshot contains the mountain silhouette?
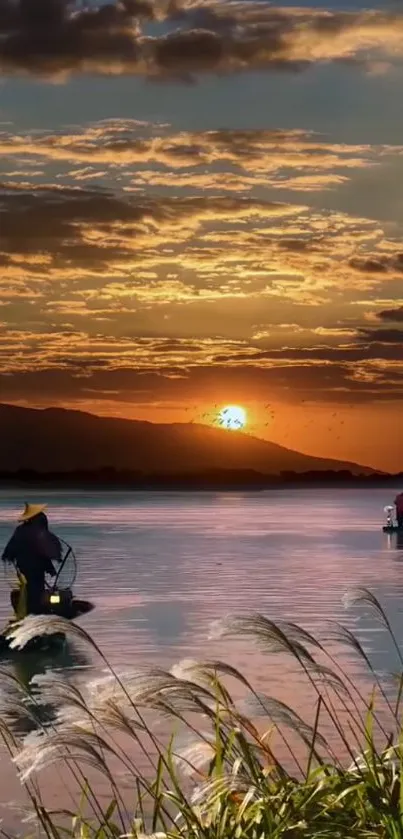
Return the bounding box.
[0,403,376,476]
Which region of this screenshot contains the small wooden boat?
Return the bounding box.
[0,540,94,655]
[382,505,403,534]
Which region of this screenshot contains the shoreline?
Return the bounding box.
[0,474,402,492]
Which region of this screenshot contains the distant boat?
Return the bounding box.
[383,505,403,533]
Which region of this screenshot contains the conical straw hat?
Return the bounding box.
[18,503,47,522]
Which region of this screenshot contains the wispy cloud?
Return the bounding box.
[0,115,402,409]
[1,120,401,301]
[0,122,390,170]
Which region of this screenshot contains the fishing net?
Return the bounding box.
[50,539,77,591]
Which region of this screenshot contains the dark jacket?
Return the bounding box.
[2,513,62,583]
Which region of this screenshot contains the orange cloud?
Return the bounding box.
[0,123,386,171]
[0,116,402,412]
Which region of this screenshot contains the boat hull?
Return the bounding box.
[10,588,94,620]
[0,590,94,655]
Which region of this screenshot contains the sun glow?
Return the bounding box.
[218,405,247,430]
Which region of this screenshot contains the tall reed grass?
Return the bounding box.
[1,588,403,838]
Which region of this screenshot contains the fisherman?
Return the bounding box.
[1,504,62,615]
[395,492,403,529]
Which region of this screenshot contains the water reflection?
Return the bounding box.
[0,640,92,734]
[385,529,403,555]
[395,530,403,553]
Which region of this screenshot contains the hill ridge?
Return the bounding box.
[0,402,377,475]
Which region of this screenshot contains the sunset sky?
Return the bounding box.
[1,0,403,472]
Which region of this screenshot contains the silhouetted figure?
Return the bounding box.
[1,504,62,615]
[395,492,403,529]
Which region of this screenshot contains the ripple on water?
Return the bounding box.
[0,487,402,821]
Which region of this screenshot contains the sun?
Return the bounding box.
[218,405,247,430]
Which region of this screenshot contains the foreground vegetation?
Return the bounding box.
[1,588,403,837]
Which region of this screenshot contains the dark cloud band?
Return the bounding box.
[1,0,403,79]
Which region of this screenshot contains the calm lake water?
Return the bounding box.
[0,487,402,824]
